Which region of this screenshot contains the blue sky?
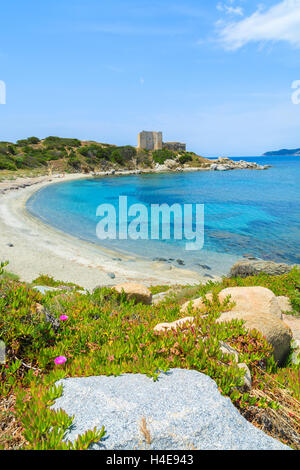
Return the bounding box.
[1,0,300,156]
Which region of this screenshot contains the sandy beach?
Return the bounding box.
[0,172,221,290]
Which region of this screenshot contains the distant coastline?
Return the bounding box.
[263,148,300,156]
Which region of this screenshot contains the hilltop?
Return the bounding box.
[0,136,211,176]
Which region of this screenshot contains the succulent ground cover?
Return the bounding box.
[0,266,299,450]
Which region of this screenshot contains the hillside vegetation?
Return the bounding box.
[0,136,210,175]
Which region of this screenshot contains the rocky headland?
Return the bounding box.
[264,148,300,156]
[209,157,270,171]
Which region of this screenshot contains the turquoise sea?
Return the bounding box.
[27,156,300,276]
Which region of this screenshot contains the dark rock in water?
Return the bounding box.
[197,264,212,270]
[204,274,214,279]
[153,257,168,262]
[229,259,298,278]
[7,243,14,248]
[107,272,116,279]
[51,369,289,450]
[243,254,257,260]
[169,258,175,261]
[176,259,185,266]
[112,258,122,262]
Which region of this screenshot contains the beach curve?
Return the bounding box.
[0,173,213,289]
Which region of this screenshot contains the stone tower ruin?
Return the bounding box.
[137,131,186,152]
[137,131,163,151]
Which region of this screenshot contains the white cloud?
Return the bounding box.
[217,2,244,16]
[219,0,300,50]
[225,6,244,16]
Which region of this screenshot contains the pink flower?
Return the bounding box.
[59,315,69,321]
[54,356,67,365]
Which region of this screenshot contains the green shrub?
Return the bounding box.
[0,261,8,276]
[152,149,177,164]
[43,136,81,149]
[16,137,40,146]
[179,154,192,165]
[0,158,17,170]
[31,274,83,290]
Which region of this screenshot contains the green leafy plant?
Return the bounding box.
[0,261,8,276]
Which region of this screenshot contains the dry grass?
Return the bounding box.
[0,394,27,450]
[0,168,49,180]
[239,367,300,449]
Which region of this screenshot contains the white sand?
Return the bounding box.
[0,173,214,290]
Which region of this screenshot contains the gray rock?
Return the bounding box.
[33,285,59,295]
[229,258,298,278]
[237,363,252,392]
[33,285,88,296]
[219,343,252,391]
[219,341,239,362]
[107,272,116,279]
[45,311,61,333]
[0,340,6,364]
[215,165,228,171]
[52,369,288,450]
[152,291,170,305]
[291,340,300,365]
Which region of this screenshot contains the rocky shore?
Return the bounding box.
[0,155,270,195]
[209,157,270,171]
[141,156,270,173]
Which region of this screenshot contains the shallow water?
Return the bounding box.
[27,156,300,276]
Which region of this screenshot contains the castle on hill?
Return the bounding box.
[137,131,186,152]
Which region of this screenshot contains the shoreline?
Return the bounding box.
[0,171,230,289]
